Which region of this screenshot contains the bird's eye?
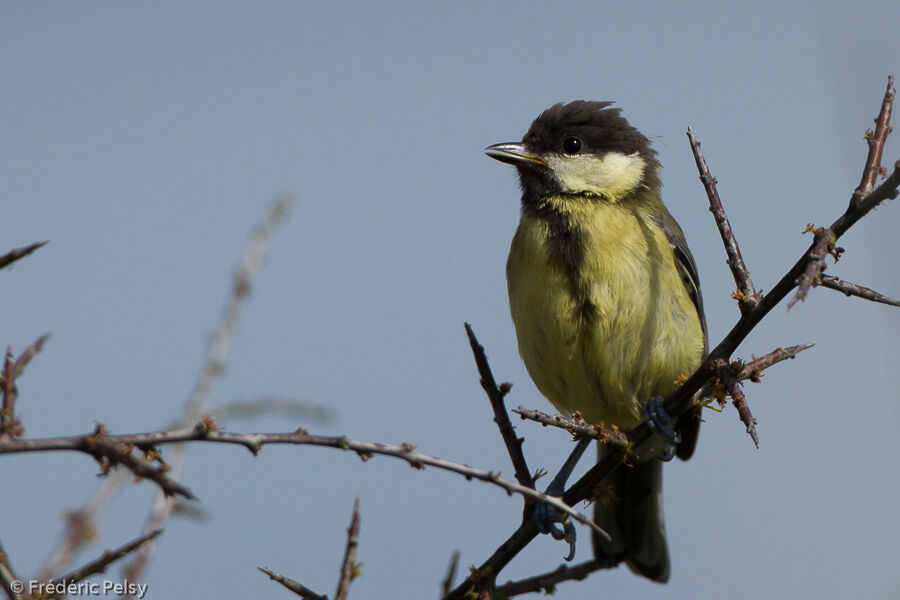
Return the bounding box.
[563,137,583,155]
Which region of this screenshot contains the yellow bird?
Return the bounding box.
[486,101,707,582]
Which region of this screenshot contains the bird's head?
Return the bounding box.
[485,101,659,204]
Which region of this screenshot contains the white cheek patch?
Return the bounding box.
[546,151,646,200]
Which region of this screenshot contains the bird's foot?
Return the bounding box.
[642,396,681,462]
[532,436,591,561]
[534,500,577,561]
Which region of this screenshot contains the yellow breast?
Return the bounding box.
[506,200,705,429]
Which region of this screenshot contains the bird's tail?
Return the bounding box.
[591,444,670,583]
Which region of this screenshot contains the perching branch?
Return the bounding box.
[511,408,629,449]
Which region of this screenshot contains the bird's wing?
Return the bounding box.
[650,210,707,461]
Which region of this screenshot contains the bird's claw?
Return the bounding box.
[534,499,577,561]
[643,396,681,462]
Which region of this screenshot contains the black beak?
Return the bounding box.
[484,142,547,169]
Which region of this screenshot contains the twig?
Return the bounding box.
[713,359,758,448]
[79,425,194,499]
[48,530,162,587]
[123,196,290,587]
[699,342,815,396]
[687,127,761,310]
[444,78,900,600]
[852,76,895,208]
[335,495,361,600]
[495,558,617,598]
[464,323,534,490]
[788,226,837,309]
[440,552,460,598]
[818,275,900,307]
[0,241,48,270]
[258,567,328,600]
[510,408,629,449]
[0,426,606,538]
[0,334,52,440]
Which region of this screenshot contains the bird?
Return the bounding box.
[485,101,707,583]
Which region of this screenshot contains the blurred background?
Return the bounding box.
[1,2,898,599]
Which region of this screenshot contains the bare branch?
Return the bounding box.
[335,495,361,600]
[49,530,161,587]
[852,76,895,209]
[0,241,48,270]
[0,425,605,539]
[465,323,534,490]
[687,127,761,310]
[258,567,328,600]
[818,275,900,307]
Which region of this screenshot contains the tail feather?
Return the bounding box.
[592,445,670,583]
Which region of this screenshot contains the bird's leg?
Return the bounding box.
[642,396,681,462]
[534,436,591,561]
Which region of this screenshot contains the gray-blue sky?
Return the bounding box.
[1,2,898,598]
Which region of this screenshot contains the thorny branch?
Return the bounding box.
[465,323,534,490]
[687,127,761,311]
[818,275,900,306]
[0,424,605,539]
[443,77,899,600]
